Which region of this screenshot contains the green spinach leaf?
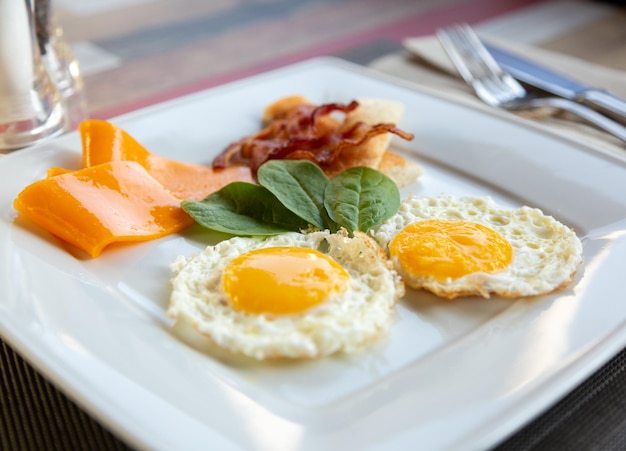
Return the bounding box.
[182,182,308,236]
[324,167,400,233]
[257,160,337,230]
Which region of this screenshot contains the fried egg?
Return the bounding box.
[371,194,583,299]
[167,230,404,360]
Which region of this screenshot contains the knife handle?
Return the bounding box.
[578,89,626,125]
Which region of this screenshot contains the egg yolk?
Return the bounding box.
[222,247,349,315]
[389,219,513,280]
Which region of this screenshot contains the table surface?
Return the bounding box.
[2,0,626,450]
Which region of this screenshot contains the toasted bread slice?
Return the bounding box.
[377,150,423,187]
[260,96,423,186]
[261,95,312,125]
[324,98,405,176]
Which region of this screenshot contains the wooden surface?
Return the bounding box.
[543,7,626,70]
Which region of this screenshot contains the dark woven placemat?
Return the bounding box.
[1,337,625,450]
[0,340,130,451]
[495,346,626,451]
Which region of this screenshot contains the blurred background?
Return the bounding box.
[53,0,626,119]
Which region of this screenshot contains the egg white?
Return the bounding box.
[371,194,583,299]
[167,229,404,360]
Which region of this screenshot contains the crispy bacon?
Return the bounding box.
[212,100,414,173]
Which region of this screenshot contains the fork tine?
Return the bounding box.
[437,23,526,106]
[456,24,507,78]
[437,24,626,142]
[436,25,478,86]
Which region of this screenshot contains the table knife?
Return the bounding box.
[485,43,626,124]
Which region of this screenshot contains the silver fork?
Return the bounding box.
[436,24,626,144]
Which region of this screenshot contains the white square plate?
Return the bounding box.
[2,57,626,451]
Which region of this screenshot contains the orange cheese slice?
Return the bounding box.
[79,119,253,200]
[47,167,73,177]
[14,161,194,258]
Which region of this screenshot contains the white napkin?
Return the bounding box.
[368,35,626,156]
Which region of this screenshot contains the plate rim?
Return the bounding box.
[2,55,626,451]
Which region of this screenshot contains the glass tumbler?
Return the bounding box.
[35,0,88,130]
[0,0,66,150]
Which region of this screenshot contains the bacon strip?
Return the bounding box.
[212,100,414,173]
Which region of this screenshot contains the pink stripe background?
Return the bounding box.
[95,0,542,119]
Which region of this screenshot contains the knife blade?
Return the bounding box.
[485,43,626,124]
